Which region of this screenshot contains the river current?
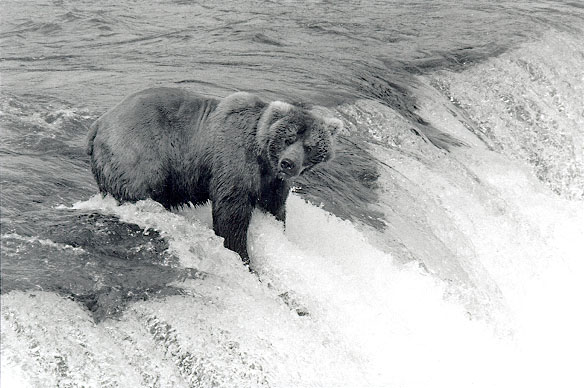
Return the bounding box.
[1,1,584,387]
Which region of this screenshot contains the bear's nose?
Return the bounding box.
[280,158,295,171]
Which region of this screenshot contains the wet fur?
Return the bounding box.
[87,87,338,263]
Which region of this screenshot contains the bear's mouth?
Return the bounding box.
[277,170,296,180]
[277,165,309,180]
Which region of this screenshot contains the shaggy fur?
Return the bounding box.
[87,87,339,263]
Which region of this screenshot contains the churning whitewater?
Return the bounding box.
[1,1,584,387]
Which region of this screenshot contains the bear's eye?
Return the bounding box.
[305,145,313,154]
[285,137,295,146]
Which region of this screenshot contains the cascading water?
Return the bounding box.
[2,1,583,387]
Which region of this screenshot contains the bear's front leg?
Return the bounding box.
[259,178,290,223]
[211,194,254,264]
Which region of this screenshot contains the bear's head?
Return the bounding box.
[257,101,341,180]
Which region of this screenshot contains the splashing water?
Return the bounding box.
[2,2,584,387]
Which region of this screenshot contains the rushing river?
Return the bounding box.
[1,1,584,387]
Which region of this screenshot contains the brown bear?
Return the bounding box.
[87,87,340,263]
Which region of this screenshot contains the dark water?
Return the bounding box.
[1,1,584,387]
[2,0,583,106]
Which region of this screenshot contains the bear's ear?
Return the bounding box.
[257,101,294,147]
[324,117,343,136]
[259,101,293,128]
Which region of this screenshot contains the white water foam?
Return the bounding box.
[5,157,580,387]
[4,106,584,387]
[1,232,87,254]
[3,150,583,388]
[3,29,584,387]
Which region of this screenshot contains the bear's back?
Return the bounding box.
[88,88,219,156]
[113,87,218,137]
[87,88,219,205]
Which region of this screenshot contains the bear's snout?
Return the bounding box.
[278,141,304,179]
[280,158,296,172]
[278,157,301,178]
